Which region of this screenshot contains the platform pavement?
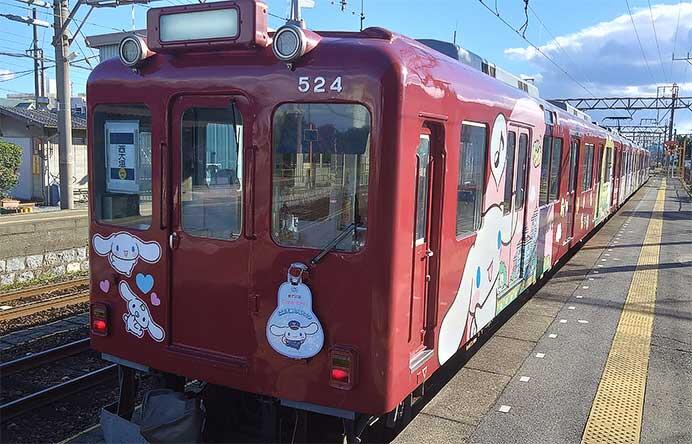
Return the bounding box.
[394,176,692,444]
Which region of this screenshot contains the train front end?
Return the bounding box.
[87,0,405,438]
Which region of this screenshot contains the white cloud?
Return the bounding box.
[0,70,15,82]
[505,3,692,98]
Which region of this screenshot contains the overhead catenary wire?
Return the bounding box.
[527,4,598,96]
[624,0,658,86]
[647,0,668,83]
[477,0,597,98]
[671,0,682,77]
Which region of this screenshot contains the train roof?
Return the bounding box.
[88,13,646,155]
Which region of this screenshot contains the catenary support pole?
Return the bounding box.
[53,0,74,209]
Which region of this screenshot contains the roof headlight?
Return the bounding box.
[119,35,151,68]
[272,25,305,62]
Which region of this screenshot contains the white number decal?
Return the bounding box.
[330,77,343,93]
[298,76,310,93]
[314,77,326,93]
[297,76,344,94]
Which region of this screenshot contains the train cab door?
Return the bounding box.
[565,138,580,242]
[409,127,440,369]
[167,95,255,359]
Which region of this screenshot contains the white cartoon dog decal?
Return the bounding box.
[438,111,527,365]
[119,281,165,342]
[92,232,161,277]
[270,320,319,351]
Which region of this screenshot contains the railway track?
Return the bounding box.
[0,278,90,322]
[0,292,89,322]
[0,278,89,305]
[0,338,118,424]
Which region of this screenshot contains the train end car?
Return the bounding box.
[86,1,650,441]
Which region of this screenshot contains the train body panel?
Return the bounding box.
[87,0,650,421]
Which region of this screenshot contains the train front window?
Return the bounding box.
[272,103,371,252]
[181,107,243,240]
[93,104,152,229]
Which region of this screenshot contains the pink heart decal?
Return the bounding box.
[150,292,161,306]
[99,280,110,293]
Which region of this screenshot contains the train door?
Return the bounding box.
[565,137,579,242]
[506,126,531,286]
[410,126,440,368]
[612,145,621,207]
[168,95,255,358]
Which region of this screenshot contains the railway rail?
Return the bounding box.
[0,292,90,322]
[0,338,118,424]
[0,278,89,305]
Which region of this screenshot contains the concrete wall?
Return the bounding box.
[0,211,89,287]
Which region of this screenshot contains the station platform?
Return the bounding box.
[395,176,692,444]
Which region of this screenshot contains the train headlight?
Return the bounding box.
[273,25,305,62]
[119,35,151,68]
[272,25,321,64]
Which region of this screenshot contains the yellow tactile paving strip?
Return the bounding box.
[581,179,666,444]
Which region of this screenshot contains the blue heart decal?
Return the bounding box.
[135,273,154,294]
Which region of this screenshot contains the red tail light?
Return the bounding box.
[91,303,109,336]
[329,347,358,390]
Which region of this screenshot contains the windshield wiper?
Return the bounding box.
[230,99,240,150]
[310,194,362,266]
[310,223,357,267]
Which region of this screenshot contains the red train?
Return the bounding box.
[86,1,649,440]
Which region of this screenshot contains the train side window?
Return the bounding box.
[457,122,487,236]
[581,143,595,191]
[514,133,529,210]
[414,135,431,244]
[93,104,152,230]
[271,103,371,252]
[604,147,613,182]
[548,137,563,202]
[568,139,579,193]
[503,131,516,214]
[539,136,552,206]
[181,107,243,240]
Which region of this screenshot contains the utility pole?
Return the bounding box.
[53,0,74,209]
[668,83,678,144]
[31,8,41,106]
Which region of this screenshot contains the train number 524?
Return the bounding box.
[298,76,343,93]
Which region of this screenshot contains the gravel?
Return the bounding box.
[0,349,105,404]
[0,363,156,444]
[0,326,88,362]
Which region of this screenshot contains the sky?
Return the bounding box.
[0,0,691,132]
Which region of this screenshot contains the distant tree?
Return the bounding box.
[0,140,22,198]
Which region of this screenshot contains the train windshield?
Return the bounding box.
[92,104,153,229]
[272,103,371,252]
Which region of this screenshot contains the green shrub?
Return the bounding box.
[0,140,22,198]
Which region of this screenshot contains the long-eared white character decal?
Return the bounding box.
[92,232,161,277]
[119,280,165,342]
[267,263,324,359]
[438,99,546,365]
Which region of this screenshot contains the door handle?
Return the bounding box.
[426,249,434,258]
[169,232,179,250]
